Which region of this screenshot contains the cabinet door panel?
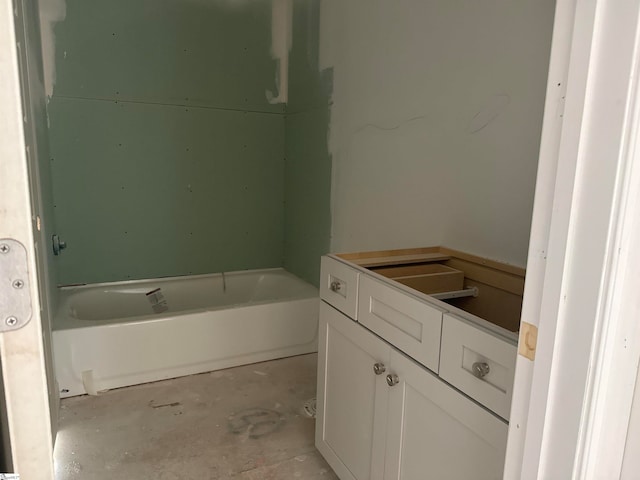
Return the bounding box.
[384,349,508,480]
[316,302,389,480]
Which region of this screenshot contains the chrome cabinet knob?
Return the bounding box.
[472,362,490,379]
[386,374,400,387]
[373,363,386,375]
[329,281,342,292]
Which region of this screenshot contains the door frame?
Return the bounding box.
[506,0,640,478]
[0,0,54,478]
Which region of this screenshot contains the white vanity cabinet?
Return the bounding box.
[316,302,508,480]
[383,348,508,480]
[315,302,390,480]
[316,248,522,479]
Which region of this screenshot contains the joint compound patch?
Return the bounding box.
[146,287,168,313]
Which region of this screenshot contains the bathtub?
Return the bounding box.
[52,268,319,397]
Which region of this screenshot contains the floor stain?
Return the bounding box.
[54,354,337,480]
[149,401,181,409]
[228,408,284,439]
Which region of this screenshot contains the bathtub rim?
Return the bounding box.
[54,267,318,330]
[57,266,294,291]
[54,295,318,331]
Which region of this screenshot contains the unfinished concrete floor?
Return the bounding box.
[54,353,337,480]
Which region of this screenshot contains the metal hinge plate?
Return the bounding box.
[0,239,33,332]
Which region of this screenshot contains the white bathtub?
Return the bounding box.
[53,268,319,397]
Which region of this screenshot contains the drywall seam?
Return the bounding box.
[38,0,66,99]
[51,93,285,115]
[266,0,292,104]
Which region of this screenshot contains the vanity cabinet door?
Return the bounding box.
[316,302,390,480]
[383,349,509,480]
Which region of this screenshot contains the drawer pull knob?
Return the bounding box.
[386,374,400,387]
[329,281,342,292]
[472,362,490,378]
[373,363,386,375]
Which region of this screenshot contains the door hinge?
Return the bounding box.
[0,239,33,332]
[518,321,538,361]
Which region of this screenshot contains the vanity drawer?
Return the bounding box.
[320,256,360,319]
[357,275,443,373]
[439,313,517,420]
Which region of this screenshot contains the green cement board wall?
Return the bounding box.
[283,0,332,286]
[284,109,331,285]
[53,0,284,114]
[49,97,285,284]
[49,0,287,285]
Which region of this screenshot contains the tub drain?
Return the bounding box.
[303,397,316,418]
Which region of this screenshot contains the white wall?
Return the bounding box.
[319,0,555,266]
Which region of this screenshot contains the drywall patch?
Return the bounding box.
[39,0,66,99]
[266,0,292,104]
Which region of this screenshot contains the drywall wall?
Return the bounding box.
[47,0,286,284]
[283,0,332,285]
[320,0,555,266]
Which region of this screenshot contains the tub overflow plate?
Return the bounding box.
[0,239,32,332]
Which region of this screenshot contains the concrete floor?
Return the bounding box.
[54,354,337,480]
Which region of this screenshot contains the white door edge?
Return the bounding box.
[574,2,640,474]
[503,0,579,474]
[507,0,640,478]
[0,1,54,478]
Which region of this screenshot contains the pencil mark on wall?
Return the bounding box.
[352,115,427,135]
[466,94,510,134]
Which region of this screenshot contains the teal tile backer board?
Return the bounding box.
[53,0,283,114]
[47,0,333,286]
[48,97,285,285]
[283,0,332,286]
[284,108,331,285]
[47,0,290,285]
